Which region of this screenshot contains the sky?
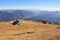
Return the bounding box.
[0,0,60,11]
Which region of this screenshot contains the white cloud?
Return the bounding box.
[0,7,60,11]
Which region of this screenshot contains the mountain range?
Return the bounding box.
[0,10,60,24]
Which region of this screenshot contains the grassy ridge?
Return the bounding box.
[0,20,60,40]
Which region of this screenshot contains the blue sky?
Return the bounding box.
[0,0,60,11]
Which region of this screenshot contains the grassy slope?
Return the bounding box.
[0,20,60,40]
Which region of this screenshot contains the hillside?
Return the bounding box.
[0,10,37,21]
[0,20,60,40]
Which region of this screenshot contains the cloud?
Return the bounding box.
[0,6,60,11]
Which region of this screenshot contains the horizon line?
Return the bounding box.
[0,8,60,11]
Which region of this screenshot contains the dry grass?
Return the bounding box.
[0,20,60,40]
